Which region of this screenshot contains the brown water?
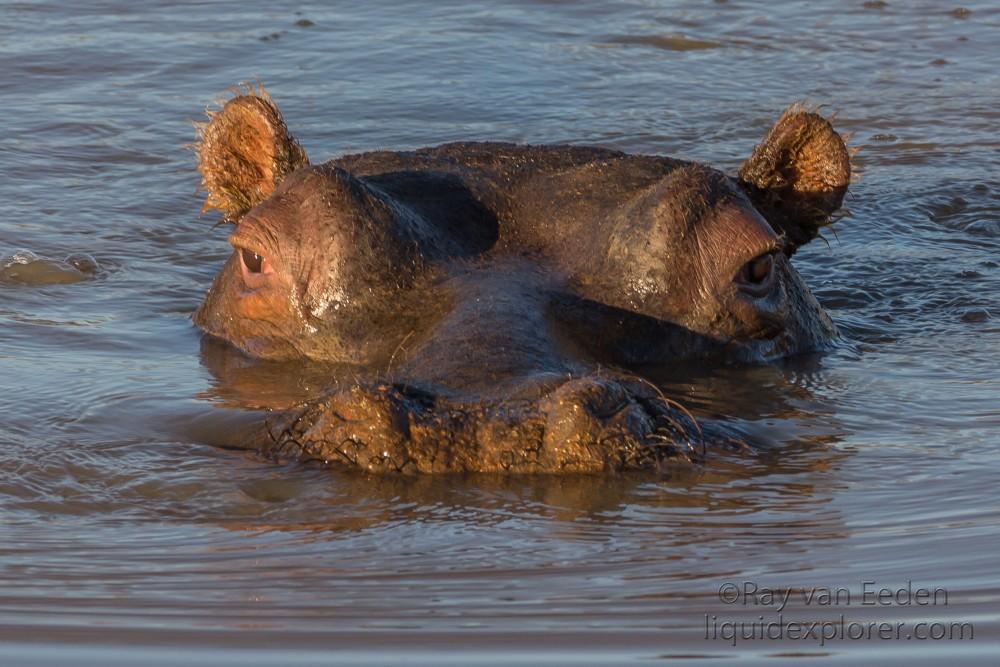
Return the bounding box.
[1,1,999,664]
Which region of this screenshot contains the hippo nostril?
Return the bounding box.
[737,251,776,296]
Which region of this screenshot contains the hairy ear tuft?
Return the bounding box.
[193,83,309,222]
[738,106,851,254]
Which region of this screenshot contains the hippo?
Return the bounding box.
[191,85,850,474]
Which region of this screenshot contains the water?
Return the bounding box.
[1,1,998,664]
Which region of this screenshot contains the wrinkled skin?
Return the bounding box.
[192,86,850,473]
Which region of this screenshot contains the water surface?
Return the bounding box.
[1,1,998,664]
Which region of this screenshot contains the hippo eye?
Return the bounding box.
[747,253,773,284]
[737,252,776,295]
[240,248,264,273]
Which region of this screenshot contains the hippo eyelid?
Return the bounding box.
[227,231,268,260]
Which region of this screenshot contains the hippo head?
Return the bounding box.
[191,87,850,473]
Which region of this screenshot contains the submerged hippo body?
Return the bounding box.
[192,87,850,473]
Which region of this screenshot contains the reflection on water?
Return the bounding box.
[196,336,342,410]
[0,0,998,664]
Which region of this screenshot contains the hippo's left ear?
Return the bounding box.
[738,106,851,254]
[193,85,309,223]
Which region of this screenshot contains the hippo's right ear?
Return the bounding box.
[193,86,309,223]
[738,106,851,255]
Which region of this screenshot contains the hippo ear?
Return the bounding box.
[193,85,309,222]
[738,106,851,254]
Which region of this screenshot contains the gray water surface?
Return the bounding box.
[1,1,998,664]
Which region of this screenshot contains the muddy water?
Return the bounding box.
[1,1,998,664]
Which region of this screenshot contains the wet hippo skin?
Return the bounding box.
[192,86,850,473]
